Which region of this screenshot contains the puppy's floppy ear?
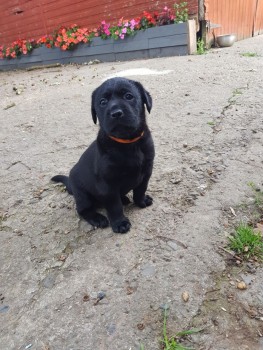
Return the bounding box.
[134,81,152,114]
[91,90,97,124]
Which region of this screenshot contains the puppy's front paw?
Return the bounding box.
[88,213,109,228]
[112,217,131,234]
[134,195,153,208]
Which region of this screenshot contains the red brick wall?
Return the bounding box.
[0,0,198,45]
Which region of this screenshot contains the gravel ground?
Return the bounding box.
[1,35,263,350]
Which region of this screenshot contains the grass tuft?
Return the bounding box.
[228,223,263,261]
[161,309,201,350]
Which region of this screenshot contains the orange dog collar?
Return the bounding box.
[109,131,144,144]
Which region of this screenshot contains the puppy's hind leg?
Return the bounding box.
[75,191,109,228]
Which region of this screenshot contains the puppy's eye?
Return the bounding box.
[124,93,134,100]
[100,98,108,106]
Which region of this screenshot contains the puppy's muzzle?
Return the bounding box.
[111,109,124,119]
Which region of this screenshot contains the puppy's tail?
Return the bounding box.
[51,175,73,194]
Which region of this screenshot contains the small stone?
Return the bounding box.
[97,291,106,300]
[237,281,247,290]
[25,344,32,349]
[182,291,190,302]
[167,241,178,251]
[0,305,9,313]
[52,260,63,268]
[14,229,23,236]
[88,59,101,65]
[170,178,182,184]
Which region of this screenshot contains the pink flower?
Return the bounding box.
[129,19,137,30]
[119,34,125,39]
[122,28,127,34]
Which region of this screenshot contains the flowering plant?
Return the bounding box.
[110,18,139,40]
[53,24,90,50]
[96,21,111,39]
[37,35,55,48]
[155,6,175,26]
[0,39,37,58]
[136,11,157,30]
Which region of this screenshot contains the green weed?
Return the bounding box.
[232,88,243,96]
[196,38,206,55]
[207,121,215,126]
[241,52,258,57]
[161,309,201,350]
[174,2,189,23]
[228,223,263,261]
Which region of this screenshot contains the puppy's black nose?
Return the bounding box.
[111,110,124,119]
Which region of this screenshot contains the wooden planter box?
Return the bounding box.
[0,21,196,71]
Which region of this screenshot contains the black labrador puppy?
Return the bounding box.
[51,77,155,233]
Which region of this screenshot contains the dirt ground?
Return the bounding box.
[1,35,263,350]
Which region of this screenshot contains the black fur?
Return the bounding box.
[51,78,155,233]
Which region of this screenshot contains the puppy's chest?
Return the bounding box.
[108,148,144,177]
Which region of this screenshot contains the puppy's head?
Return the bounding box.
[91,78,152,138]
